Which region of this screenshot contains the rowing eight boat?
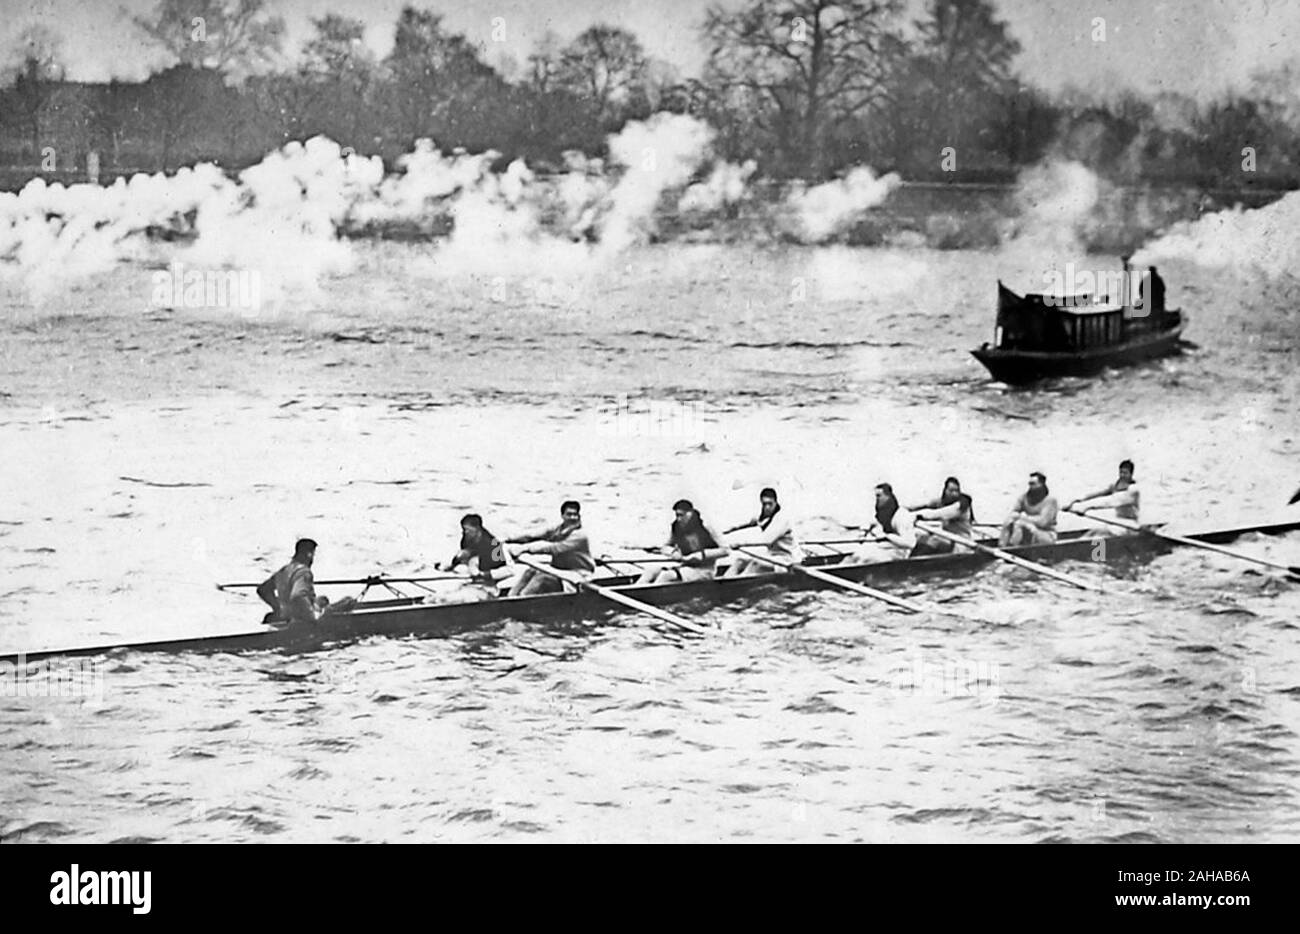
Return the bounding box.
[4,517,1298,664]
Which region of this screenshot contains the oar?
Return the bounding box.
[729,546,979,621]
[798,536,881,547]
[598,553,689,565]
[514,556,710,634]
[625,537,873,555]
[1067,508,1300,579]
[915,521,1105,592]
[217,574,464,591]
[806,519,899,544]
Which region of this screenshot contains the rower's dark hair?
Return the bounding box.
[759,487,778,500]
[1030,471,1047,484]
[944,476,961,489]
[294,538,317,557]
[560,500,581,514]
[1119,459,1135,473]
[672,499,695,512]
[875,483,894,496]
[461,513,483,528]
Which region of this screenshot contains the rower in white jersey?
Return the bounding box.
[999,471,1059,546]
[1066,459,1141,525]
[855,483,918,562]
[722,487,804,576]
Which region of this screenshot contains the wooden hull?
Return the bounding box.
[5,517,1298,664]
[972,321,1185,384]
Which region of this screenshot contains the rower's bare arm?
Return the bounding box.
[441,547,470,570]
[1069,487,1111,509]
[530,535,588,558]
[1087,486,1138,510]
[506,525,552,545]
[684,545,728,565]
[921,501,962,522]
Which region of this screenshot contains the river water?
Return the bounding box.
[2,241,1298,842]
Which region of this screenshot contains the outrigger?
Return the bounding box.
[4,516,1298,664]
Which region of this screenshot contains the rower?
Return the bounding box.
[1066,459,1140,524]
[504,500,595,596]
[910,477,976,554]
[637,499,729,584]
[999,472,1059,547]
[437,513,512,586]
[855,483,917,562]
[256,538,353,625]
[722,487,803,576]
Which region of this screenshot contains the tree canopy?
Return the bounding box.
[3,0,1300,190]
[133,0,286,78]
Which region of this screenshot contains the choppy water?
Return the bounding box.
[2,242,1299,842]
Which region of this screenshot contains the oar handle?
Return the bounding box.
[598,554,686,565]
[1064,506,1138,527]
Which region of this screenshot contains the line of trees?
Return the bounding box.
[2,0,1298,188]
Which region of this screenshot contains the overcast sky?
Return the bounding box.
[2,0,1296,101]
